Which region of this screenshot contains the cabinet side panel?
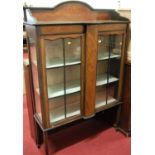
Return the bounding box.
[26,25,49,128]
[84,25,98,117]
[119,63,131,133]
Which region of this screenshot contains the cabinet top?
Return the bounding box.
[23,1,129,26]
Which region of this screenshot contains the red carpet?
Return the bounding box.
[23,95,131,155]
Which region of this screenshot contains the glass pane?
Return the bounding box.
[34,91,42,120]
[47,68,64,98]
[98,35,109,60]
[65,65,81,95]
[66,92,81,118]
[45,39,64,68]
[64,38,81,65]
[107,34,123,104]
[96,61,108,108]
[111,35,122,56]
[96,86,106,108]
[65,64,81,117]
[49,97,65,123]
[30,42,42,121]
[98,35,121,60]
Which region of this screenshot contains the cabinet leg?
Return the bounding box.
[115,127,131,137]
[43,132,49,155]
[35,122,43,148]
[114,105,121,129]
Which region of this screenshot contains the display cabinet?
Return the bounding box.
[24,1,129,154]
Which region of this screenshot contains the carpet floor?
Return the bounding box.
[23,95,131,155]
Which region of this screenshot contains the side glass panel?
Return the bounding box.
[107,34,123,104]
[45,37,82,125]
[30,40,42,121]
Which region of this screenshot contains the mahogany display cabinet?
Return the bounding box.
[24,1,129,154]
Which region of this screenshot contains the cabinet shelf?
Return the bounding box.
[48,80,80,99]
[96,74,119,86]
[96,98,116,108]
[98,52,120,61]
[46,59,81,69]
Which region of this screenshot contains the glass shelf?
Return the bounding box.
[46,59,64,68]
[65,58,81,66]
[96,74,119,86]
[46,58,81,69]
[48,80,80,99]
[98,51,120,61]
[96,98,116,108]
[96,100,106,108]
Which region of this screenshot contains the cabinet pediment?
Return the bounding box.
[24,1,129,25]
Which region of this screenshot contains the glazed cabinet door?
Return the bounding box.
[96,31,125,112]
[41,34,84,127]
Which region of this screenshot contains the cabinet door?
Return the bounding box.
[107,34,123,104]
[43,34,84,126]
[96,32,124,111]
